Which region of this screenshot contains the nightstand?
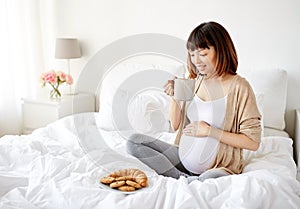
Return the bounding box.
[295,109,300,180]
[21,93,95,134]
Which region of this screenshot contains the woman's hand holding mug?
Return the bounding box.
[163,77,176,96]
[163,76,196,101]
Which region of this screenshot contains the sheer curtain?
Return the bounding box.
[0,1,45,136]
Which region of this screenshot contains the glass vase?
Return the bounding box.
[49,87,61,100]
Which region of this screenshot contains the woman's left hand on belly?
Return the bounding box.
[183,121,210,137]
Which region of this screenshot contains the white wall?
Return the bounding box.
[44,0,300,137]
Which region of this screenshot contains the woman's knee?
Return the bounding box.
[126,133,157,156]
[126,140,137,155]
[126,133,145,155]
[127,133,156,144]
[127,133,144,143]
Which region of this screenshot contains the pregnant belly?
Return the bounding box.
[178,135,219,174]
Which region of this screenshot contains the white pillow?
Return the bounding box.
[241,69,287,131]
[97,63,184,131]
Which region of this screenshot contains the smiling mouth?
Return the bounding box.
[196,65,206,71]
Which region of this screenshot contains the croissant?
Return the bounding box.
[108,168,148,187]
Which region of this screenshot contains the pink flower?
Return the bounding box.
[44,71,57,84]
[66,75,73,85]
[57,71,66,81]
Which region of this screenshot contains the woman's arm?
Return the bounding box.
[183,121,260,151]
[163,78,182,131]
[169,98,182,131]
[209,125,259,151]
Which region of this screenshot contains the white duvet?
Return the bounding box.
[0,113,300,209]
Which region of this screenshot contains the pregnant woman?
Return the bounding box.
[127,21,262,182]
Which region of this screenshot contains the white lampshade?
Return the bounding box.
[55,38,81,59]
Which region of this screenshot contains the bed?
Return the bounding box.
[1,60,300,209]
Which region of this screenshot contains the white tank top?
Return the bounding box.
[178,95,227,174]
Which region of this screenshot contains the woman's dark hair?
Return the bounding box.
[186,21,238,78]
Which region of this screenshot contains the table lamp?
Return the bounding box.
[55,38,81,94]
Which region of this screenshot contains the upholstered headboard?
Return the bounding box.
[96,57,288,137]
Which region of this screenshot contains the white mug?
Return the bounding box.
[173,78,196,101]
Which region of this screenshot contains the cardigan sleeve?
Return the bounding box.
[210,75,262,174]
[236,78,262,143]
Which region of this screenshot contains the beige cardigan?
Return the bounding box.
[176,74,262,174]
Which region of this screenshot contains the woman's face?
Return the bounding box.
[189,46,217,77]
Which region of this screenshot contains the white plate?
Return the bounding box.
[97,177,152,195]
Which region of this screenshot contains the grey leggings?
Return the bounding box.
[126,133,230,182]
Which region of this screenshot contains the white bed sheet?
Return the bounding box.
[0,112,299,209]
